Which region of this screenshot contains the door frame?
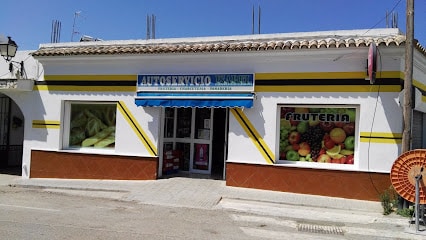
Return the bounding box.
[160,107,227,176]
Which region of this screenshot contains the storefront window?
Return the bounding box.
[176,142,190,171]
[164,107,175,138]
[176,108,192,138]
[278,106,356,164]
[195,108,211,140]
[66,102,117,149]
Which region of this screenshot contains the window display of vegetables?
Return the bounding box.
[82,126,115,147]
[69,104,117,148]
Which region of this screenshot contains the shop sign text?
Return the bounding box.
[137,74,254,92]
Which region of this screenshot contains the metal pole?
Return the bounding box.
[415,172,422,232]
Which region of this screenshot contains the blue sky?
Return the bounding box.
[1,0,425,50]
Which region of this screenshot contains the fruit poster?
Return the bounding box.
[279,107,355,164]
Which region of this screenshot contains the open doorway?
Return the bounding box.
[160,107,228,179]
[211,108,227,178]
[0,93,24,176]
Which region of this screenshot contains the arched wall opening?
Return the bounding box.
[0,92,24,175]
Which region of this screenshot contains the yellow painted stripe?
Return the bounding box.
[32,120,60,129]
[230,108,275,164]
[255,85,400,92]
[44,75,136,81]
[255,71,401,80]
[413,81,426,104]
[359,132,402,144]
[117,101,157,156]
[360,132,402,138]
[377,71,404,79]
[360,137,402,144]
[32,120,60,125]
[413,80,426,92]
[32,125,60,129]
[34,85,136,92]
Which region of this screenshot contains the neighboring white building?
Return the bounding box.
[0,50,40,170]
[1,28,426,201]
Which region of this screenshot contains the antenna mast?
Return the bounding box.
[146,14,156,39]
[258,5,261,34]
[71,11,82,41]
[386,11,399,28]
[252,6,254,34]
[51,20,61,43]
[252,5,261,34]
[146,15,151,39]
[152,14,156,39]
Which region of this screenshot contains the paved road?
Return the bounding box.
[1,184,425,240]
[2,172,426,239]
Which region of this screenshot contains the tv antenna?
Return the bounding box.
[391,149,426,235]
[71,11,82,41]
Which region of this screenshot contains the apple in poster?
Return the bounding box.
[298,142,311,156]
[286,150,300,161]
[338,156,347,164]
[345,109,356,122]
[317,154,331,163]
[344,136,355,150]
[297,121,309,133]
[323,134,335,149]
[288,131,301,144]
[334,122,344,128]
[292,143,300,151]
[320,122,335,132]
[345,154,355,164]
[330,158,341,164]
[342,122,355,135]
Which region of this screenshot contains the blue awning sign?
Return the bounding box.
[135,74,255,108]
[137,74,254,92]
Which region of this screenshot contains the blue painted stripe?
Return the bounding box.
[135,99,253,108]
[136,92,254,97]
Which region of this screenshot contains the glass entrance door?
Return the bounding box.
[161,107,213,175]
[192,108,212,173]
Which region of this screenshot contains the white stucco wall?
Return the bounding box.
[5,33,426,178]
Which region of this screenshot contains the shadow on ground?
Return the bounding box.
[160,171,224,180]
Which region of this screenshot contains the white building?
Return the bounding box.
[1,28,426,201]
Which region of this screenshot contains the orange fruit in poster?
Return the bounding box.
[329,128,346,144]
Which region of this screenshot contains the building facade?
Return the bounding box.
[2,28,426,202]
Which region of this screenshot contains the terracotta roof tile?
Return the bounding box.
[31,30,425,57]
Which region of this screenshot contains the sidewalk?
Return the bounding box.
[0,173,381,211]
[1,173,425,239]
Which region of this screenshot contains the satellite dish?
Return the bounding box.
[391,149,426,204]
[367,42,377,84]
[391,149,426,233]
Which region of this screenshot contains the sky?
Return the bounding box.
[1,0,425,50]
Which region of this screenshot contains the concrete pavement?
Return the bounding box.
[1,172,426,239]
